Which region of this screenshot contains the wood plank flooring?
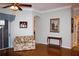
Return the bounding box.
[0,44,79,56]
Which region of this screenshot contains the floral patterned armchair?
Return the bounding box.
[13,36,35,51]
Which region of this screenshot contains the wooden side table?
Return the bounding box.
[47,36,62,48]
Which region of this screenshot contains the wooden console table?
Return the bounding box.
[47,36,62,48]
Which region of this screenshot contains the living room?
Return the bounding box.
[0,3,79,56]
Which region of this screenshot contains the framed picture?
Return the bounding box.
[19,21,27,28]
[50,18,60,32]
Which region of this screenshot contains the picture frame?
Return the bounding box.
[19,21,27,28]
[50,18,60,32]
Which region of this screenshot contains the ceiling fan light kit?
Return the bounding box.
[10,6,18,11]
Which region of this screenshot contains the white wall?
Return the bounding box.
[0,8,33,47]
[37,7,72,49]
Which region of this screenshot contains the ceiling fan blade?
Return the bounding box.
[20,4,32,7]
[3,5,12,8]
[17,6,22,11]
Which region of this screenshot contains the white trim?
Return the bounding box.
[36,42,47,45]
[36,43,72,49]
[36,42,72,49]
[33,5,72,14]
[0,47,10,50]
[62,46,72,49]
[41,6,72,13]
[32,9,41,13]
[22,8,33,11]
[73,8,79,11]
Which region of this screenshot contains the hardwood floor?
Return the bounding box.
[0,44,79,56]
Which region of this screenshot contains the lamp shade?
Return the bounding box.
[10,6,18,11]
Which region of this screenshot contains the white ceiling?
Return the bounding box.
[0,3,79,11]
[32,3,79,11]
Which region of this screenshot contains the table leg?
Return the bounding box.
[59,40,62,48]
[47,38,50,46]
[47,38,48,45]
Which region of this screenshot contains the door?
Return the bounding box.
[0,27,2,49]
[0,20,8,49]
[3,20,8,48]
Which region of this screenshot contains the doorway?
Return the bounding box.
[0,20,8,49]
[34,16,40,43]
[72,15,79,49]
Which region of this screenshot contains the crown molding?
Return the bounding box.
[33,5,72,14]
[32,9,41,13]
[73,8,79,11]
[41,6,72,13]
[22,8,33,11]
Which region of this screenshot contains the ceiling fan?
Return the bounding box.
[2,3,32,11]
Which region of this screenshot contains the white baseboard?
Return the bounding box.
[36,42,47,45]
[62,46,72,49]
[36,42,72,49]
[0,47,10,50]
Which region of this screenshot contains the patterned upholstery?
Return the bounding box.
[13,36,35,51]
